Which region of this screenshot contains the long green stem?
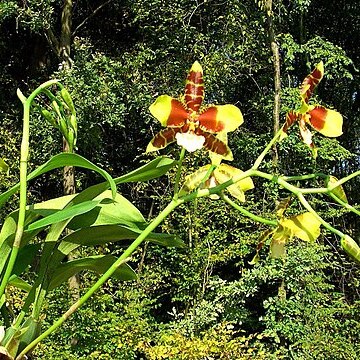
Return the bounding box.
[297,193,344,237]
[16,198,181,359]
[173,148,186,200]
[252,128,284,170]
[0,80,60,303]
[220,193,277,227]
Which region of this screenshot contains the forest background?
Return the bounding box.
[0,0,360,359]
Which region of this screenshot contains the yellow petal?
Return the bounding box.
[179,165,212,196]
[270,227,288,258]
[214,164,254,202]
[326,175,348,203]
[204,104,243,133]
[341,235,360,264]
[307,106,343,137]
[280,212,321,242]
[149,95,187,127]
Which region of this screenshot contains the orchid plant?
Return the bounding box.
[0,61,359,359]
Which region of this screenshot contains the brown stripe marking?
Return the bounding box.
[151,127,180,149]
[301,66,323,103]
[185,70,204,111]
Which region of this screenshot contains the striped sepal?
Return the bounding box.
[196,129,233,160]
[184,61,204,112]
[146,127,181,152]
[282,111,300,134]
[300,62,324,103]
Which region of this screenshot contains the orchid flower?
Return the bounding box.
[146,61,243,160]
[282,62,343,151]
[179,163,254,202]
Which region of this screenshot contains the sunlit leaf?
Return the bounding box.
[0,158,9,174]
[67,190,145,229]
[48,255,136,290]
[0,153,116,208]
[27,200,102,231]
[8,276,31,292]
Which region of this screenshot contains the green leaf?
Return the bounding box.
[12,244,41,276]
[0,153,116,209]
[8,276,32,292]
[68,191,145,229]
[27,200,102,231]
[114,156,177,184]
[48,255,136,290]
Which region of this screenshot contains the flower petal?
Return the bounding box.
[270,228,288,258]
[279,212,321,242]
[282,111,301,136]
[184,61,204,112]
[149,95,188,127]
[214,164,254,202]
[146,127,180,152]
[179,165,212,196]
[307,106,343,137]
[175,132,205,152]
[209,132,228,165]
[196,129,233,160]
[198,104,243,133]
[298,117,314,146]
[300,61,324,103]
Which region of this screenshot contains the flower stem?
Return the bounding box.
[16,198,181,359]
[0,80,59,302]
[220,193,277,227]
[297,193,345,237]
[173,147,186,199]
[252,128,283,170]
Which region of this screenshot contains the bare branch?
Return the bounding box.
[72,0,112,36]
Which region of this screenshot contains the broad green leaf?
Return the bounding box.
[52,224,184,265]
[12,244,41,276]
[8,276,32,292]
[341,235,360,264]
[48,255,136,290]
[279,212,321,242]
[68,191,145,229]
[0,153,116,208]
[27,200,102,231]
[114,156,177,184]
[326,175,348,203]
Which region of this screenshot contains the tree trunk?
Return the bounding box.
[60,2,80,345]
[265,0,281,166]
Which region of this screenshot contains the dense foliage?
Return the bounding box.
[1,0,359,358]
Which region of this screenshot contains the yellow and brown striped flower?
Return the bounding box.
[282,62,343,151]
[146,61,243,160]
